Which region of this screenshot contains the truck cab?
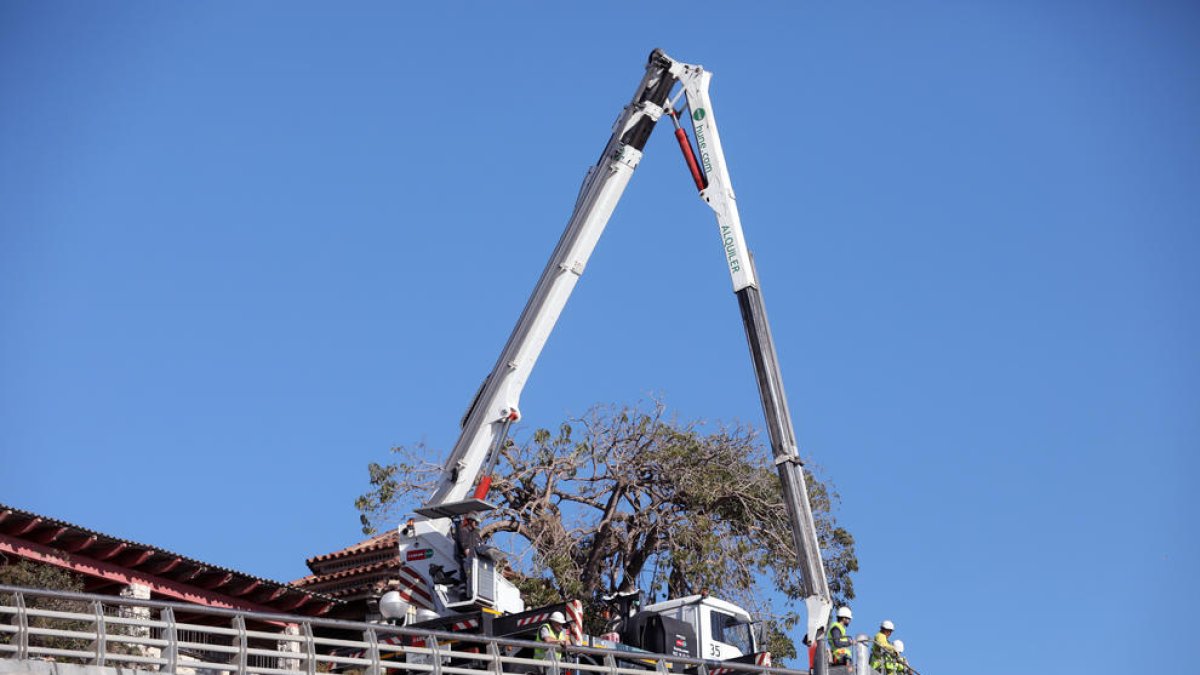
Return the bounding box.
[642,594,759,661]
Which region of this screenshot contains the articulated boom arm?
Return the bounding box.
[671,58,834,646]
[418,51,678,525]
[418,50,832,647]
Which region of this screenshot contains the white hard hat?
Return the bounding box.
[881,620,894,631]
[893,640,905,653]
[836,607,853,619]
[549,611,566,624]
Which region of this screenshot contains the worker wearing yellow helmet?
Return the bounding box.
[827,606,854,665]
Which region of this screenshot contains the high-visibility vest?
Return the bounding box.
[869,632,895,670]
[827,621,852,662]
[534,623,568,661]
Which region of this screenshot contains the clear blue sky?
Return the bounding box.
[2,3,1197,673]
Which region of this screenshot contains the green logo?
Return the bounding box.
[693,108,706,121]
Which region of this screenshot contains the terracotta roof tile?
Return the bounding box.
[0,502,342,616]
[304,529,399,568]
[294,559,397,587]
[293,560,401,598]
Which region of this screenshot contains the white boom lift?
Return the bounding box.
[391,49,833,667]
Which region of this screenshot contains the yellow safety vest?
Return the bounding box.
[886,655,910,674]
[869,632,896,670]
[534,623,567,661]
[827,621,853,662]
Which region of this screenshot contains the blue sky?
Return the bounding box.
[2,3,1197,673]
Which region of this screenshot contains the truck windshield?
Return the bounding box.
[710,610,755,655]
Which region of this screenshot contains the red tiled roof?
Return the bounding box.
[295,528,409,603]
[296,558,395,586]
[294,559,399,598]
[0,503,342,617]
[305,529,398,567]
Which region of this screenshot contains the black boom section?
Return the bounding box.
[736,283,828,603]
[620,51,678,152]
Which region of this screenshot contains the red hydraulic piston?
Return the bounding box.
[675,127,707,192]
[472,408,518,501]
[472,474,493,500]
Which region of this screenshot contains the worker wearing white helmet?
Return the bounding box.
[827,606,854,665]
[870,619,898,672]
[888,640,910,674]
[534,610,572,664]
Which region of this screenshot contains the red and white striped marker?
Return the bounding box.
[565,599,584,645]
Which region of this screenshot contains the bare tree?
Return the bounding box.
[357,401,858,659]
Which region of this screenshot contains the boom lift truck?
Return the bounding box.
[379,49,836,673]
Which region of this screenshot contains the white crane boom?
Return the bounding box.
[671,58,834,647]
[413,49,832,650]
[414,52,676,527]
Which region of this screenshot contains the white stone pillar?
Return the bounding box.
[853,634,872,675]
[278,623,302,672]
[119,583,155,661]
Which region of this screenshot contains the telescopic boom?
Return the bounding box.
[416,52,677,525]
[668,53,834,648]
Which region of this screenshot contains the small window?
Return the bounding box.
[709,610,754,655]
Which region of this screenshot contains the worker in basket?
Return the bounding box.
[869,620,898,672]
[454,514,481,591]
[827,606,854,666]
[887,639,911,674]
[455,513,502,594]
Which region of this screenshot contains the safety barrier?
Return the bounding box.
[0,585,811,675]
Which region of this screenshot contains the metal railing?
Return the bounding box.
[0,586,811,675]
[848,638,919,675]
